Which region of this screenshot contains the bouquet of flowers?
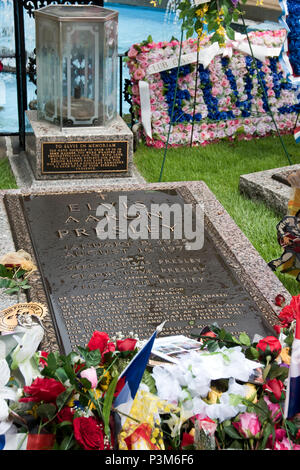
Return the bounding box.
[0,326,156,450]
[149,294,300,450]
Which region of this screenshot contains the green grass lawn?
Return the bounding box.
[0,157,17,189]
[134,133,300,296]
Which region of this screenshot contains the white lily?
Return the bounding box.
[10,325,44,386]
[0,359,17,434]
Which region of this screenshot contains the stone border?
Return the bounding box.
[239,163,300,216]
[1,180,289,351]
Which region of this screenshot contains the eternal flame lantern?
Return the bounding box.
[35,4,118,128]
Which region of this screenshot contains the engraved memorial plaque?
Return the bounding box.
[6,188,275,353]
[42,140,128,174]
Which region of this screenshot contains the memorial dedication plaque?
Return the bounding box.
[9,188,274,353]
[42,140,128,174]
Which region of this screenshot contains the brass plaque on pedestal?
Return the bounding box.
[41,140,128,174]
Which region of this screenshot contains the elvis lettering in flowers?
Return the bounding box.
[125,31,300,148]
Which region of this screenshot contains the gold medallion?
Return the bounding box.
[0,302,47,332]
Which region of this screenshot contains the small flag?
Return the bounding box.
[294,126,300,144]
[284,314,300,418]
[0,433,54,450]
[113,322,165,424]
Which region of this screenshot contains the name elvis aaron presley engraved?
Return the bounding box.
[42,140,128,174]
[21,190,272,353]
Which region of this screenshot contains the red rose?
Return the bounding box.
[202,331,217,338]
[256,336,281,360]
[73,417,113,450]
[263,379,285,401]
[57,406,75,423]
[19,377,66,404]
[39,351,48,367]
[87,331,110,354]
[116,338,137,352]
[103,342,116,357]
[275,294,285,307]
[181,432,194,449]
[278,295,300,325]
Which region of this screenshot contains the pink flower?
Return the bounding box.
[263,396,282,422]
[133,68,145,81]
[192,414,217,436]
[233,412,261,439]
[127,47,138,59]
[80,367,98,389]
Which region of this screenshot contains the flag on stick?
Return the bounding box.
[294,126,300,144]
[113,322,165,424]
[284,314,300,418]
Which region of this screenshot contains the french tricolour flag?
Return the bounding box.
[294,126,300,144]
[113,322,165,425]
[0,433,54,450]
[284,316,300,419]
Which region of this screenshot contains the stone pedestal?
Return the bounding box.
[25,110,133,180]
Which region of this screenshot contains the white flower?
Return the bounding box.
[10,325,44,386]
[0,359,17,434]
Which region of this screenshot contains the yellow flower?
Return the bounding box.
[88,388,102,410]
[243,383,258,403]
[205,387,222,404]
[280,347,291,365]
[99,370,111,391]
[256,0,263,5]
[0,250,37,273]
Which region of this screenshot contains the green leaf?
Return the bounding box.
[239,332,251,347]
[56,388,73,410]
[103,375,119,437]
[46,352,57,371]
[36,403,56,421]
[224,425,242,440]
[0,264,14,278]
[55,367,69,384]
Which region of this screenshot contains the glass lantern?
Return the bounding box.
[35,4,118,128]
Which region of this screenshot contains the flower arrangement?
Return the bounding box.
[0,326,154,450]
[154,0,249,46]
[279,0,300,85]
[2,292,300,450]
[126,30,300,148]
[150,294,300,450]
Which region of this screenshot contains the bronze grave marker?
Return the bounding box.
[5,187,276,353]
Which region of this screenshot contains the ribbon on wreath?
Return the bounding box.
[138,33,283,138]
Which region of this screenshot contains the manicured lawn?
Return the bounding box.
[134,133,300,296]
[0,157,17,189]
